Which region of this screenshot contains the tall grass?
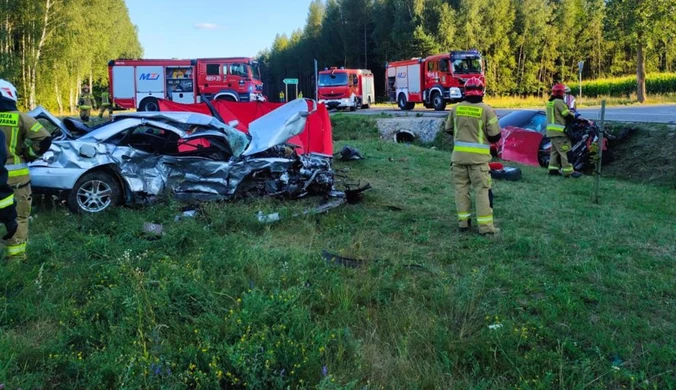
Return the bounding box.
[1,115,674,389]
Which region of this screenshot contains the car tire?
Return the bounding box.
[67,171,121,214]
[490,166,522,181]
[139,97,159,112]
[432,92,446,111]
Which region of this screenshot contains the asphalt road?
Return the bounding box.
[337,104,676,124]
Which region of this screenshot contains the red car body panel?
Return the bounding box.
[157,99,333,156]
[493,126,543,167]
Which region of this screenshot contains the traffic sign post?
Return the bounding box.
[283,78,299,100]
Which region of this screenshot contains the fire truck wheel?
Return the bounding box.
[398,94,413,111]
[362,97,371,109]
[139,97,160,112]
[432,92,446,111]
[350,98,358,111]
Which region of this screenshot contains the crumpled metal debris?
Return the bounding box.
[142,223,164,239]
[257,197,347,224]
[336,145,364,161]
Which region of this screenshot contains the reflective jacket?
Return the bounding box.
[445,101,501,164]
[101,91,111,106]
[546,99,571,138]
[0,130,17,225]
[78,93,96,110]
[0,110,51,180]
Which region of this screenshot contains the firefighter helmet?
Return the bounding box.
[552,84,566,98]
[82,85,90,92]
[464,77,485,97]
[0,79,18,103]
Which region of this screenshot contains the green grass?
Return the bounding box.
[1,116,675,389]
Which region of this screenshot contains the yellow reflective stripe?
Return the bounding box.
[453,115,458,138]
[8,168,30,177]
[477,215,493,225]
[79,105,92,109]
[561,109,570,116]
[30,122,44,132]
[28,148,38,157]
[562,167,574,173]
[547,102,555,124]
[488,116,498,125]
[6,243,26,255]
[456,105,483,118]
[458,212,471,220]
[478,120,484,144]
[10,127,19,165]
[0,113,19,126]
[454,146,491,155]
[0,194,13,209]
[547,124,565,131]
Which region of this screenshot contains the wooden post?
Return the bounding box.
[593,100,606,204]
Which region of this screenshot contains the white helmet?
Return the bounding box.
[0,79,18,102]
[564,85,571,93]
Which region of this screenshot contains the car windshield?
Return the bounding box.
[319,73,348,87]
[499,111,547,133]
[452,58,482,74]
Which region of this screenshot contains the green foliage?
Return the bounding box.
[0,0,142,112]
[1,118,675,388]
[568,73,676,97]
[330,113,380,140]
[260,0,676,99]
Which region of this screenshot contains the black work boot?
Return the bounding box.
[459,220,472,233]
[565,171,583,179]
[549,169,561,176]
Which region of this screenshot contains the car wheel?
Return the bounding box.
[432,92,446,111]
[67,171,121,214]
[538,138,551,168]
[139,97,159,112]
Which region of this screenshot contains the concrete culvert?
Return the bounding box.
[395,131,416,144]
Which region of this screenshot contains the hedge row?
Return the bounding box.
[567,73,676,97]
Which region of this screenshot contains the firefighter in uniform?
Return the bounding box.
[298,91,303,99]
[0,79,52,261]
[279,91,285,103]
[78,85,96,122]
[547,84,582,178]
[98,90,113,118]
[0,131,19,256]
[445,77,502,235]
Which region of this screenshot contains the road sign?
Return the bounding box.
[283,78,299,85]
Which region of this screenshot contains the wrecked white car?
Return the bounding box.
[27,100,337,213]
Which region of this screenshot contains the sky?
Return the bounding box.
[124,0,312,59]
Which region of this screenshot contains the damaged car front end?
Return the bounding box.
[28,99,340,213]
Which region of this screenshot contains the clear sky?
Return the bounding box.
[124,0,312,59]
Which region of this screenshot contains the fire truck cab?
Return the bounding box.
[318,67,375,111]
[109,57,265,111]
[386,50,484,111]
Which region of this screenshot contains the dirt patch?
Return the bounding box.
[603,124,676,188]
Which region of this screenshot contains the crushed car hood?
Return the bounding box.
[243,99,316,156]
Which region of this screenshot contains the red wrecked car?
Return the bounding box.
[492,110,610,172]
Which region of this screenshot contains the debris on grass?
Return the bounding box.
[336,145,364,161]
[142,223,165,239]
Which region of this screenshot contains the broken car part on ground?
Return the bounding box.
[27,99,358,214]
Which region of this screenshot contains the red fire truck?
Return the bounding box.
[386,50,485,111]
[317,67,375,111]
[108,57,265,111]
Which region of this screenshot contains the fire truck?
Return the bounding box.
[108,57,265,111]
[386,50,485,111]
[317,67,375,111]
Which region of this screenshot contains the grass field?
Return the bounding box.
[1,115,675,389]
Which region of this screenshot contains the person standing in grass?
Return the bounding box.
[98,89,113,118]
[78,85,96,122]
[547,84,582,178]
[445,77,502,236]
[0,79,51,261]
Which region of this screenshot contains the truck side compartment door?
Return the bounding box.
[135,66,165,107]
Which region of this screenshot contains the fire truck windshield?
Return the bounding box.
[319,73,348,87]
[252,63,261,80]
[452,58,482,74]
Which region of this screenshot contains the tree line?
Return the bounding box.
[0,0,142,112]
[258,0,676,102]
